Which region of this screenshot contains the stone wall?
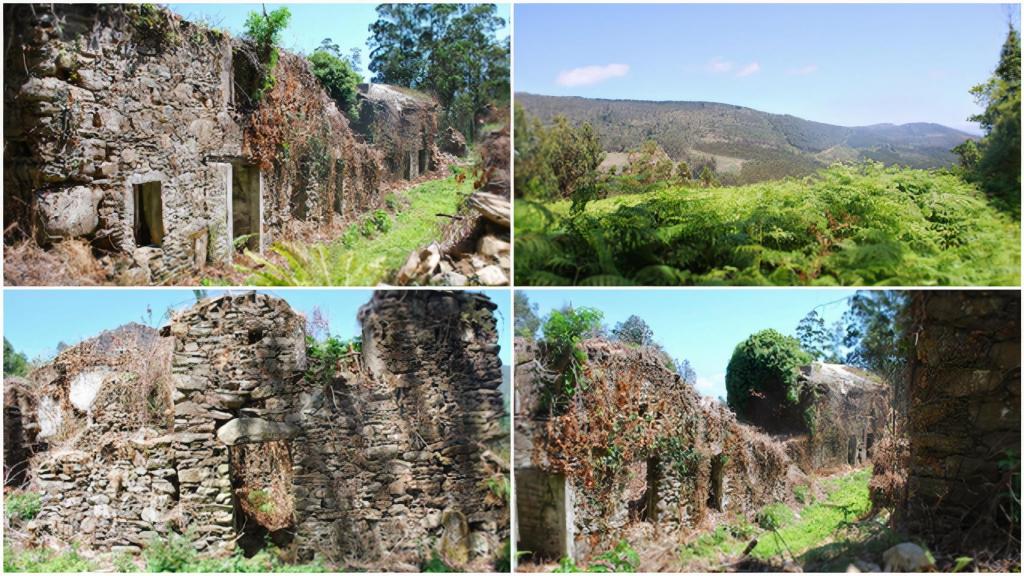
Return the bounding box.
[354,83,439,180]
[514,337,794,562]
[799,363,889,470]
[3,4,407,282]
[904,290,1020,552]
[18,291,507,569]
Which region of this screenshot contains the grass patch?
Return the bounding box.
[516,163,1021,286]
[678,468,879,570]
[243,175,470,286]
[752,468,872,560]
[3,541,93,572]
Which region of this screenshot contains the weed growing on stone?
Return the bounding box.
[4,491,41,521]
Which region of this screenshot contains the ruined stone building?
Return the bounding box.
[514,337,890,563]
[5,291,508,568]
[3,4,442,283]
[353,83,439,181]
[514,338,795,561]
[904,290,1020,554]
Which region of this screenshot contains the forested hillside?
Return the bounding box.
[516,93,974,184]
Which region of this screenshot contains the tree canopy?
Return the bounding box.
[612,314,654,347]
[4,338,29,377]
[725,329,812,413]
[368,4,509,141]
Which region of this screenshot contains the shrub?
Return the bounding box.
[144,532,196,572]
[794,484,812,505]
[3,542,92,573]
[241,7,292,102]
[541,307,604,401]
[725,329,811,413]
[5,491,41,521]
[308,50,362,120]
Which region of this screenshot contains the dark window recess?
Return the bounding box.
[133,181,164,247]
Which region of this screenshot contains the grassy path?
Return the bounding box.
[678,467,904,571]
[242,174,471,286]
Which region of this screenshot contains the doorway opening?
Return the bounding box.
[133,181,164,247]
[231,163,261,252]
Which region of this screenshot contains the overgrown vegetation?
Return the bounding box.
[554,539,640,573]
[143,532,326,572]
[725,329,811,414]
[241,175,470,285]
[308,48,362,120]
[955,24,1021,215]
[240,7,292,103]
[3,542,93,573]
[368,4,509,141]
[4,337,29,376]
[515,162,1020,286]
[4,491,41,521]
[539,306,604,406]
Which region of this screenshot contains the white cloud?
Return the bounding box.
[735,62,761,77]
[695,372,727,400]
[556,63,630,87]
[707,57,734,74]
[787,64,819,76]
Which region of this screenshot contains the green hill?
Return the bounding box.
[516,93,976,183]
[514,163,1020,286]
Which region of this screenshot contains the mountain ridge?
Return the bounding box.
[516,92,975,183]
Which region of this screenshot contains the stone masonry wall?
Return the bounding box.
[515,338,793,562]
[19,291,507,568]
[4,4,398,282]
[905,290,1021,552]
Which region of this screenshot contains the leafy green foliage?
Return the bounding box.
[611,315,654,347]
[242,7,292,102]
[756,503,795,530]
[515,163,1020,286]
[514,105,605,200]
[962,24,1021,215]
[794,484,812,505]
[3,542,92,573]
[726,329,811,414]
[4,337,29,376]
[308,49,362,120]
[143,532,326,572]
[795,310,843,362]
[541,306,604,404]
[5,491,41,521]
[554,540,639,573]
[369,4,508,141]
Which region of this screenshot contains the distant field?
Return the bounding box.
[515,163,1021,286]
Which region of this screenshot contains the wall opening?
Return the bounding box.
[641,457,660,522]
[229,440,295,557]
[333,159,345,216]
[847,436,858,465]
[133,181,164,247]
[709,453,726,512]
[866,433,875,457]
[231,163,261,252]
[418,148,427,176]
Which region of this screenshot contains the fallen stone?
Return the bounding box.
[882,543,934,572]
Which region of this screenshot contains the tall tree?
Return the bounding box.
[612,314,654,347]
[368,4,509,141]
[963,23,1021,213]
[514,291,541,341]
[676,358,697,384]
[3,338,28,376]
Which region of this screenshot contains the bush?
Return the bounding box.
[144,532,196,572]
[725,329,811,413]
[308,50,362,120]
[5,491,41,521]
[241,7,292,101]
[515,162,1020,286]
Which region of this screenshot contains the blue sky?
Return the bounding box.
[167,3,511,76]
[3,290,511,366]
[515,4,1021,133]
[519,289,859,400]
